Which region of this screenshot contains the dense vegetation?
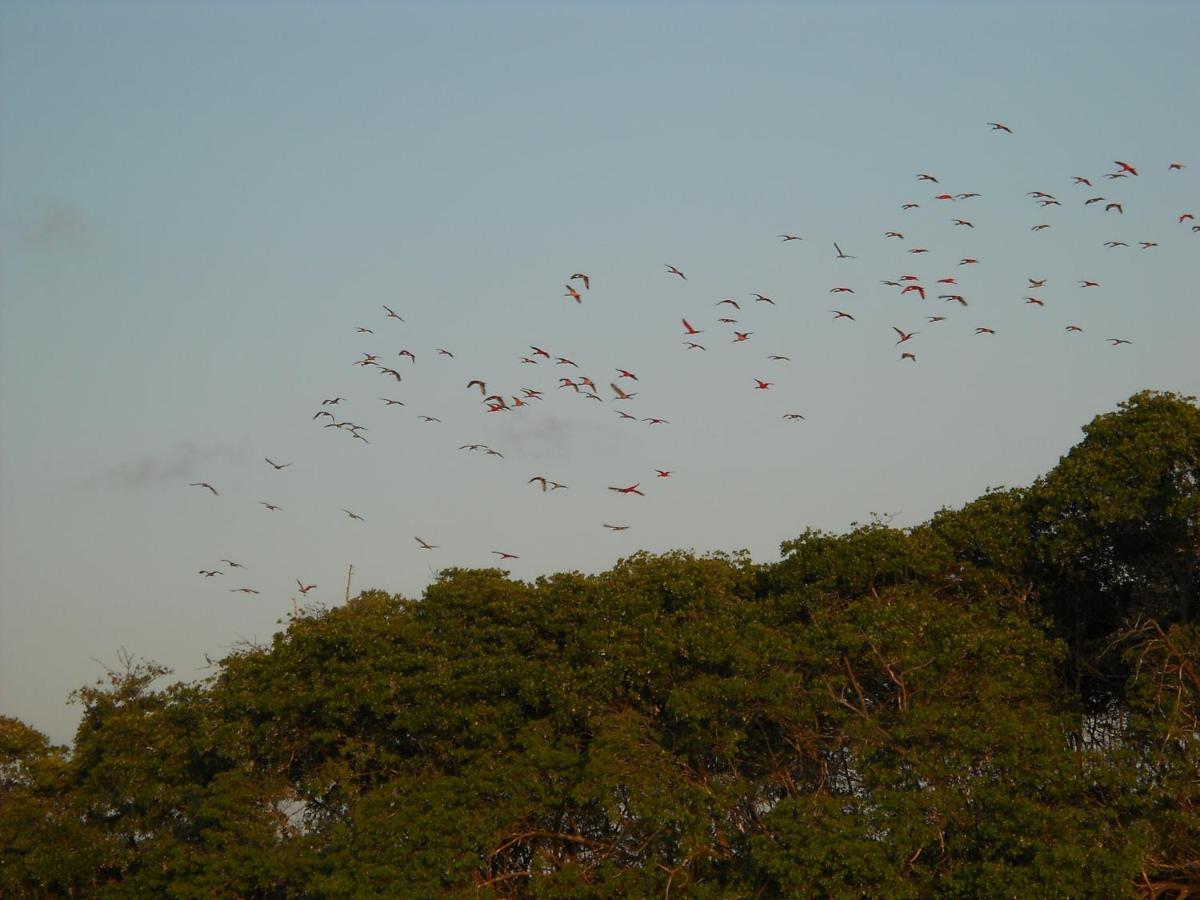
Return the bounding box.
[3,390,1198,898]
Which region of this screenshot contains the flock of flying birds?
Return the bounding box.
[187,122,1193,601]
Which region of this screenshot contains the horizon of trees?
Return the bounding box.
[2,389,1197,897]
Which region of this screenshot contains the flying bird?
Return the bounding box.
[665,264,687,280]
[343,509,365,521]
[564,284,582,303]
[1107,337,1133,346]
[198,570,223,577]
[682,318,703,335]
[782,413,805,420]
[833,242,855,259]
[570,272,590,290]
[382,305,404,321]
[603,524,630,531]
[492,551,520,560]
[778,234,802,242]
[189,482,218,496]
[264,458,291,470]
[415,537,438,550]
[297,580,317,595]
[609,484,645,496]
[610,383,637,400]
[893,327,918,344]
[1113,160,1138,176]
[260,502,282,511]
[230,587,260,595]
[987,122,1013,133]
[831,310,856,320]
[753,379,773,390]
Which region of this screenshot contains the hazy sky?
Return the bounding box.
[2,0,1198,744]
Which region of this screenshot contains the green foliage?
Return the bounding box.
[2,391,1198,897]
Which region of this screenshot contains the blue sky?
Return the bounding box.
[2,0,1198,743]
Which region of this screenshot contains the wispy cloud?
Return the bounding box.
[23,201,88,249]
[93,442,243,492]
[498,414,575,460]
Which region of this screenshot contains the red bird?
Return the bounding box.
[564,284,582,303]
[682,318,703,335]
[491,551,519,560]
[609,484,645,496]
[615,368,638,380]
[933,193,955,200]
[1025,297,1045,307]
[830,287,855,294]
[665,264,687,280]
[1079,280,1100,288]
[732,331,753,342]
[1113,160,1138,176]
[530,346,551,358]
[893,327,918,344]
[753,379,773,390]
[831,310,856,320]
[988,122,1012,133]
[717,298,741,309]
[902,285,926,299]
[297,580,317,595]
[975,327,996,335]
[655,470,672,478]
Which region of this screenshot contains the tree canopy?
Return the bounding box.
[3,390,1198,897]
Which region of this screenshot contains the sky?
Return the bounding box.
[2,0,1198,745]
